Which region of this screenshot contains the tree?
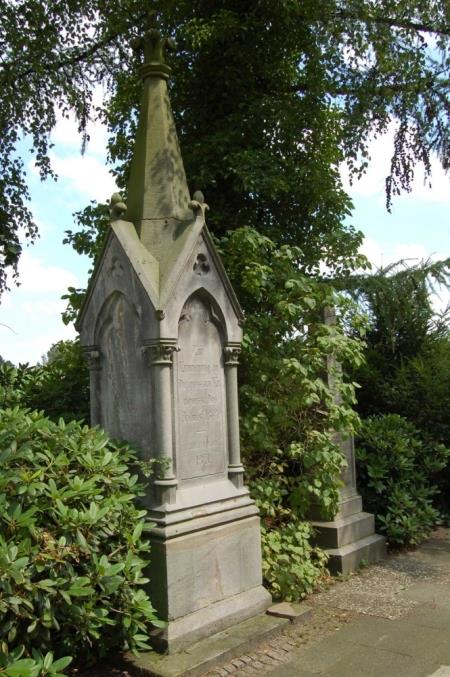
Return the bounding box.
[0,340,89,422]
[1,0,449,294]
[348,258,450,533]
[346,258,450,444]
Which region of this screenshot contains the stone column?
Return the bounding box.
[224,343,244,488]
[309,307,385,574]
[143,339,178,504]
[82,346,102,426]
[322,307,358,499]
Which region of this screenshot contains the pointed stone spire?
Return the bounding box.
[126,19,193,265]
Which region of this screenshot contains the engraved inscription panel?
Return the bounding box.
[177,296,226,480]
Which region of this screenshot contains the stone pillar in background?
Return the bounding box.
[310,307,386,574]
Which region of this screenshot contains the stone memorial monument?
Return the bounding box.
[77,27,271,651]
[310,307,386,574]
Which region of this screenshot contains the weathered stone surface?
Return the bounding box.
[177,294,227,480]
[266,603,312,624]
[151,585,272,653]
[77,26,269,652]
[311,512,375,549]
[124,612,289,676]
[149,514,269,630]
[326,533,387,575]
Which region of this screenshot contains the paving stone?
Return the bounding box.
[325,645,439,677]
[284,631,359,673]
[428,667,450,677]
[266,603,312,624]
[400,582,450,607]
[402,604,450,631]
[251,661,265,670]
[231,659,245,668]
[150,528,450,677]
[239,656,253,664]
[264,649,288,662]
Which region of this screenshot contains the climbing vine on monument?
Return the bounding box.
[220,228,367,598]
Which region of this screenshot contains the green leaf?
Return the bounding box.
[50,656,72,672]
[5,659,38,677]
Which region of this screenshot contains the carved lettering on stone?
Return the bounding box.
[177,294,227,480]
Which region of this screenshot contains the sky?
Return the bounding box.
[0,115,449,366]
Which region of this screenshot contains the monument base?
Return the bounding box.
[150,585,271,653]
[310,491,386,575]
[325,533,386,575]
[148,489,271,653]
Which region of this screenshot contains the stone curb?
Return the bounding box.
[121,606,312,677]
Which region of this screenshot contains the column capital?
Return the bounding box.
[82,345,102,371]
[142,339,179,366]
[223,343,241,366]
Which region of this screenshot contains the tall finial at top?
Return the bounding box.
[133,11,176,80]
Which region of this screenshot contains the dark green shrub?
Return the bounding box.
[0,647,72,677]
[348,260,450,520]
[260,521,328,601]
[249,469,328,600]
[356,414,450,547]
[24,341,90,424]
[0,407,161,673]
[0,341,89,424]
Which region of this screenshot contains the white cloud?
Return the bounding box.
[359,236,449,314]
[405,160,450,204]
[28,86,117,203]
[52,113,109,158]
[359,237,384,267]
[48,151,117,202]
[17,250,78,293]
[21,299,68,317]
[360,237,445,270]
[341,126,450,205]
[1,252,80,365]
[1,323,77,366]
[51,85,109,157]
[341,130,393,199]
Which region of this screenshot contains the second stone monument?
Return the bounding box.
[310,307,386,573]
[77,28,271,651]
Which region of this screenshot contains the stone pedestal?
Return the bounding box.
[310,310,385,574]
[311,491,386,575]
[149,504,269,651]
